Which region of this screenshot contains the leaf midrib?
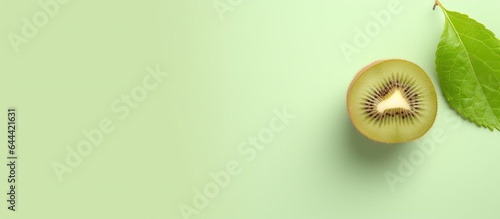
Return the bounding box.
[443,9,500,127]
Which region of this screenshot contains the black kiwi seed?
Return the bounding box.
[360,75,424,125]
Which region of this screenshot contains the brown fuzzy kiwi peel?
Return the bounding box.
[346,59,438,144]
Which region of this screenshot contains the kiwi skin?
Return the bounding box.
[346,59,438,144]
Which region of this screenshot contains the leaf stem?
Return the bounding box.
[433,0,442,10]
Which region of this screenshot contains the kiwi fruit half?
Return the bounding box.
[346,59,437,144]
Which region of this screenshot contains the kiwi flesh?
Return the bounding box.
[346,59,437,144]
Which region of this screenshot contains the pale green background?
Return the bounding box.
[1,0,500,218]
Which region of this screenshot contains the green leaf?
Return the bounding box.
[435,4,500,130]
